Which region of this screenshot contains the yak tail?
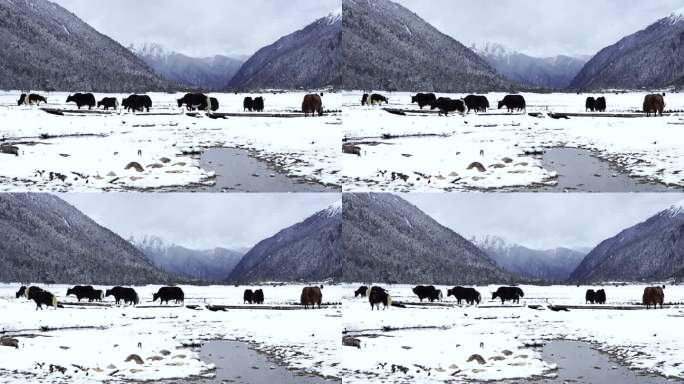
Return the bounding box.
[134,292,139,305]
[51,295,58,309]
[387,295,392,308]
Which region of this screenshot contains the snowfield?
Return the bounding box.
[0,91,341,191]
[0,284,341,383]
[341,283,684,383]
[342,91,684,192]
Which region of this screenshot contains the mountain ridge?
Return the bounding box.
[0,0,174,92]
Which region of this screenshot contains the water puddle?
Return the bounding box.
[197,340,339,384]
[527,147,678,192]
[199,147,338,192]
[519,340,678,383]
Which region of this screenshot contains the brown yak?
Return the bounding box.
[302,94,323,117]
[300,286,322,309]
[642,286,664,309]
[643,94,665,117]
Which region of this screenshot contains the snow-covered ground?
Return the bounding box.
[342,91,684,191]
[0,284,341,383]
[341,283,684,383]
[0,91,341,191]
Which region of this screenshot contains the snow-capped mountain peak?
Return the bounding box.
[325,200,342,217]
[128,42,170,59]
[670,6,684,22]
[327,7,342,24]
[664,200,684,217]
[129,234,172,252]
[471,234,512,252]
[471,42,515,59]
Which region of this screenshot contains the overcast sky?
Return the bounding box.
[395,0,684,57]
[403,193,684,251]
[60,193,340,250]
[51,0,339,57]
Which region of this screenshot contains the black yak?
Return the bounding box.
[97,97,119,110]
[430,97,465,116]
[464,95,489,113]
[411,93,437,109]
[497,95,526,113]
[595,97,606,112]
[243,97,254,112]
[369,286,391,310]
[122,94,152,112]
[66,93,96,109]
[153,286,184,305]
[177,93,208,111]
[492,286,524,304]
[354,286,369,298]
[253,289,264,304]
[412,285,442,302]
[595,289,606,304]
[105,286,139,306]
[447,286,481,305]
[253,97,264,112]
[243,289,254,304]
[585,289,596,304]
[585,97,596,112]
[66,285,95,302]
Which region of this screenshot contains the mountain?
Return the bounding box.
[226,201,341,283]
[569,8,684,91]
[226,9,341,90]
[0,194,172,285]
[130,43,244,90]
[472,42,587,90]
[569,202,684,282]
[342,194,518,285]
[132,235,244,283]
[0,0,173,92]
[342,0,516,92]
[472,235,586,282]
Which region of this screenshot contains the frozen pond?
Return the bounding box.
[200,147,338,192]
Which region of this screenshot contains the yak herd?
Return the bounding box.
[14,284,326,310]
[359,92,671,117]
[353,284,669,310]
[14,92,327,116]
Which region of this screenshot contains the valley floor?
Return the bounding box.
[0,92,341,192]
[342,92,684,192]
[341,284,684,383]
[0,284,341,383]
